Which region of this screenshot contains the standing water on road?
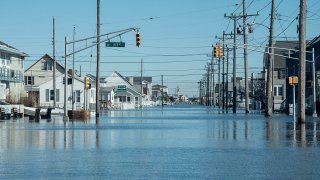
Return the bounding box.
[1,104,320,179]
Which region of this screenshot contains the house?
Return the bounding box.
[102,71,141,109]
[263,41,299,111]
[100,87,115,109]
[38,73,92,110]
[152,84,168,102]
[24,54,94,109]
[126,76,153,106]
[0,41,27,102]
[285,36,320,113]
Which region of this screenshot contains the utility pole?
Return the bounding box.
[224,14,239,113]
[161,75,164,107]
[218,49,221,109]
[243,0,249,113]
[207,63,211,106]
[212,64,215,107]
[266,0,275,117]
[141,59,143,108]
[298,0,307,123]
[216,32,233,110]
[63,37,68,122]
[312,48,317,117]
[72,26,75,112]
[226,46,230,112]
[53,17,56,108]
[96,0,100,118]
[232,17,237,113]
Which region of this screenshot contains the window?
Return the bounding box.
[56,89,60,102]
[75,90,81,102]
[25,76,34,85]
[62,77,72,85]
[50,90,55,100]
[127,97,131,102]
[274,85,283,96]
[278,69,286,79]
[41,60,53,70]
[46,89,49,102]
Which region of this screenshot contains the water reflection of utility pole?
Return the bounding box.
[245,120,248,140]
[313,122,317,146]
[301,124,306,148]
[233,120,237,140]
[293,120,296,146]
[96,129,100,149]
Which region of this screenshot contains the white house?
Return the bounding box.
[24,54,95,109]
[0,41,27,102]
[102,71,141,109]
[39,73,95,110]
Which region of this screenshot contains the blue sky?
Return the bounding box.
[1,0,320,97]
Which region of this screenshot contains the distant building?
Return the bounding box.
[102,71,141,109]
[126,76,153,102]
[152,84,168,101]
[0,41,27,102]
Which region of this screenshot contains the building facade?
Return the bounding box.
[0,41,27,102]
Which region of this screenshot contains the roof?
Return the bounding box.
[307,35,320,47]
[25,54,65,72]
[263,41,299,69]
[114,71,133,86]
[0,40,28,56]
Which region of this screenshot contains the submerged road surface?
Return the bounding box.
[1,105,320,179]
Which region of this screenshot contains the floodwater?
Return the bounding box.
[1,105,320,179]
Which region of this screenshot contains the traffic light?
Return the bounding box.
[213,45,218,58]
[84,77,91,89]
[218,46,224,57]
[136,32,141,47]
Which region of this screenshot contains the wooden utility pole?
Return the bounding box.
[225,47,231,112]
[72,26,75,112]
[298,0,307,123]
[96,0,100,118]
[212,63,215,107]
[266,0,275,117]
[243,0,249,113]
[63,37,68,122]
[232,17,237,113]
[161,75,164,107]
[141,59,143,108]
[223,15,239,113]
[206,63,210,106]
[53,17,56,108]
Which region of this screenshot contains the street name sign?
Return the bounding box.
[106,42,125,47]
[117,85,127,92]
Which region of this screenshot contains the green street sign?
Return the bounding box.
[106,42,125,47]
[117,85,127,92]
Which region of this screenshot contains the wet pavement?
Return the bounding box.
[1,105,320,179]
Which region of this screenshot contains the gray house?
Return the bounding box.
[263,41,299,111]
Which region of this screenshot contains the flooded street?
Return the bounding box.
[1,105,320,179]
